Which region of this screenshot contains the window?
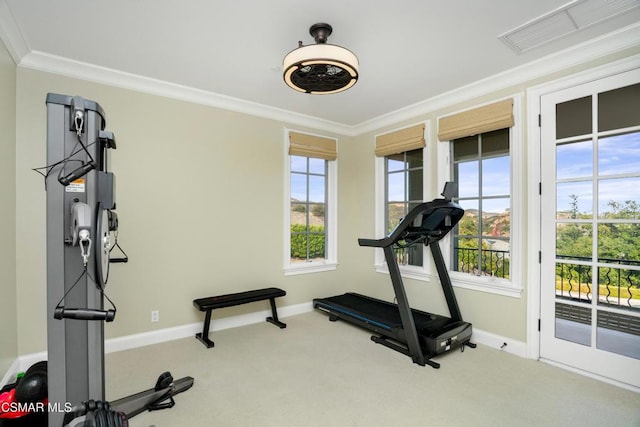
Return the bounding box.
[386,149,424,267]
[438,97,522,297]
[374,123,429,278]
[284,130,337,275]
[290,156,327,262]
[452,129,510,279]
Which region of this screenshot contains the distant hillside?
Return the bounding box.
[460,209,510,237]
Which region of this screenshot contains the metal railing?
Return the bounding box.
[454,247,509,279]
[393,247,639,311]
[556,255,640,310]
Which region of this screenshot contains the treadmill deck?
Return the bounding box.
[314,292,472,357]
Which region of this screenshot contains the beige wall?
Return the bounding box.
[12,45,640,355]
[0,38,17,378]
[15,69,359,353]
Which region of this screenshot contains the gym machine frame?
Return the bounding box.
[45,93,193,426]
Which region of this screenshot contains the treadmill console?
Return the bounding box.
[388,182,464,247]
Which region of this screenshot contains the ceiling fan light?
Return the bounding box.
[282,24,359,94]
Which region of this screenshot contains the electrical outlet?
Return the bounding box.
[151,310,159,323]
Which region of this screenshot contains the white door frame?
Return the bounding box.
[525,54,640,367]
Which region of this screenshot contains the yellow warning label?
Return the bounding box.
[65,178,86,193]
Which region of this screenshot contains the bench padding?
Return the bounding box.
[193,287,286,348]
[193,287,286,311]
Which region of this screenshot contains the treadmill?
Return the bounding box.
[313,183,475,368]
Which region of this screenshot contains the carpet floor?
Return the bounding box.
[105,312,640,427]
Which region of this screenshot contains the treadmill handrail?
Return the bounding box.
[358,237,391,248]
[358,198,464,249]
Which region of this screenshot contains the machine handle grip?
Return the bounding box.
[109,257,128,263]
[358,238,387,247]
[54,307,115,322]
[58,162,96,186]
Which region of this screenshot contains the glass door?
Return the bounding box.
[540,69,640,388]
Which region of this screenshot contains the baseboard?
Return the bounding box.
[540,358,640,393]
[107,301,313,353]
[0,358,21,389]
[17,302,529,371]
[18,301,314,370]
[471,328,528,358]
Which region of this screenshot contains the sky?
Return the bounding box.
[288,131,640,216]
[291,156,325,202]
[556,131,640,215]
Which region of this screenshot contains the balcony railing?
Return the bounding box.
[454,247,509,279]
[393,247,639,312]
[556,255,640,311]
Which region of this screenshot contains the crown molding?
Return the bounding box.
[19,50,354,136]
[0,0,29,63]
[351,21,640,135]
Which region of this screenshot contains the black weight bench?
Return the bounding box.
[193,287,287,348]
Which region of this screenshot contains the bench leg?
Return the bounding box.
[195,310,215,348]
[266,298,286,329]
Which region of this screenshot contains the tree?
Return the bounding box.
[555,196,640,300]
[569,194,579,219]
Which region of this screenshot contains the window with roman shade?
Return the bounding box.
[436,95,523,298]
[375,123,428,270]
[375,123,426,157]
[285,129,337,274]
[438,99,514,141]
[289,131,337,160]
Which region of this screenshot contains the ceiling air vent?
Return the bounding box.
[498,0,640,54]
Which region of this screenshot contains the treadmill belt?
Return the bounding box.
[316,293,454,334]
[319,293,402,330]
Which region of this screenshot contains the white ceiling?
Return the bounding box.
[1,0,639,132]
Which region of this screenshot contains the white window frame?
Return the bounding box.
[373,121,432,281]
[283,128,338,275]
[437,95,523,298]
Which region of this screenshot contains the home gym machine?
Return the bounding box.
[45,93,193,426]
[313,183,475,368]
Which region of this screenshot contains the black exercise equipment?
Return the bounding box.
[14,362,48,406]
[193,287,287,348]
[44,94,193,426]
[314,183,475,368]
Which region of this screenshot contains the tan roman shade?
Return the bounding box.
[288,131,337,160]
[375,123,425,157]
[438,99,514,141]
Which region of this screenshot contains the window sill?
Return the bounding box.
[449,272,523,298]
[284,261,338,276]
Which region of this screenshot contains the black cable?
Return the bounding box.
[110,240,129,262]
[108,228,129,263]
[55,133,96,186]
[54,268,88,311]
[32,140,98,187]
[75,132,95,165]
[38,135,83,181]
[87,270,117,314]
[54,266,117,317]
